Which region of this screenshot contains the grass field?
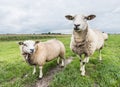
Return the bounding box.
[0,34,120,87]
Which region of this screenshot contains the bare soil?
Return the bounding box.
[28,57,73,87]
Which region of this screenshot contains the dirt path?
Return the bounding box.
[28,57,73,87]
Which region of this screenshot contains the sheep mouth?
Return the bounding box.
[23,53,35,65]
[74,28,80,31]
[74,28,82,32]
[30,52,34,54]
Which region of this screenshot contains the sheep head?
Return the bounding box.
[65,14,96,31]
[18,40,39,65]
[18,40,39,55]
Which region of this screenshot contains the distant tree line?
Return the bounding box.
[41,32,62,35]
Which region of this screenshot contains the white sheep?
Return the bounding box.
[18,39,65,79]
[65,14,105,76]
[102,32,108,41]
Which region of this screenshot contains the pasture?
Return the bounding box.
[0,34,120,87]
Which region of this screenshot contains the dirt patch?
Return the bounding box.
[28,57,73,87]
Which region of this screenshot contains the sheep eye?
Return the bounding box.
[23,44,27,47]
[84,17,87,20]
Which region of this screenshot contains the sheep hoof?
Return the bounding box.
[38,75,43,80]
[38,77,42,80]
[60,65,64,68]
[98,59,102,63]
[81,72,85,76]
[81,73,85,76]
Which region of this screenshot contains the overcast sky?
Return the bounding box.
[0,0,120,34]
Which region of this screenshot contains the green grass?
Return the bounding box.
[0,34,120,87]
[50,34,120,87]
[0,34,70,41]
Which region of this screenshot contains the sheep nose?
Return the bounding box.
[30,49,34,53]
[74,24,80,30]
[74,24,80,27]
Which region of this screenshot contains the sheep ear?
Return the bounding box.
[65,15,74,20]
[85,14,96,20]
[18,42,23,45]
[35,41,40,44]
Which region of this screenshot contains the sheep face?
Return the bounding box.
[65,14,96,31]
[18,40,39,54]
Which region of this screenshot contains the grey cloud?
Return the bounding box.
[0,0,120,34]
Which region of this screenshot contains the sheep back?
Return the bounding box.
[31,39,65,66]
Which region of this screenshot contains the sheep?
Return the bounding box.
[102,32,108,41]
[65,14,105,76]
[18,39,65,79]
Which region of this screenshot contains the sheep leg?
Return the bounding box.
[79,55,83,71]
[80,57,87,76]
[59,55,65,67]
[80,60,82,71]
[99,50,102,61]
[32,66,36,75]
[81,63,85,76]
[57,57,64,67]
[85,57,89,63]
[57,57,60,64]
[61,58,65,67]
[79,55,87,71]
[39,66,43,79]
